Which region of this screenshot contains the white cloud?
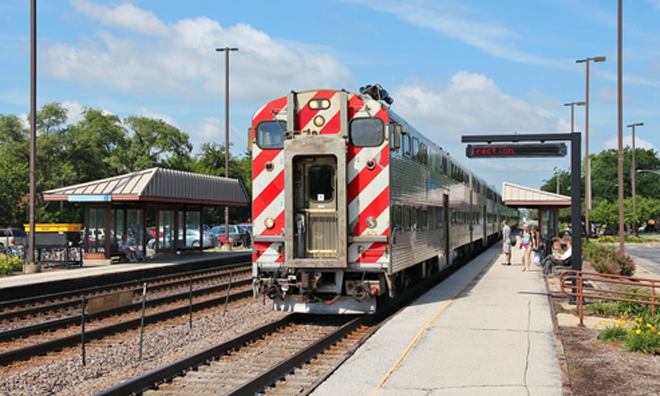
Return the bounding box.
[70,0,169,36]
[61,100,85,124]
[43,1,353,103]
[345,0,568,69]
[195,117,222,140]
[392,72,569,140]
[603,135,656,151]
[390,72,572,191]
[136,107,178,127]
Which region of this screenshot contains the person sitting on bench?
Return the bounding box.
[543,239,572,276]
[119,235,137,262]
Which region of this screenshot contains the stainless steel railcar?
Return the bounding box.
[249,85,518,314]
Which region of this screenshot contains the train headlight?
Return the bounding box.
[265,218,275,229]
[309,99,331,110]
[366,216,377,229]
[313,115,325,127]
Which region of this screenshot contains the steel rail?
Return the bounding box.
[0,264,251,322]
[0,276,252,342]
[96,315,299,396]
[0,260,250,309]
[0,287,254,366]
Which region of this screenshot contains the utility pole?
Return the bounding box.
[216,47,238,251]
[26,0,39,273]
[628,123,643,237]
[617,0,625,253]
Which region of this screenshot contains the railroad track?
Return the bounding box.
[98,263,452,396]
[0,262,251,320]
[0,273,254,366]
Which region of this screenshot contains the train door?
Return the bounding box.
[443,194,450,267]
[293,156,338,259]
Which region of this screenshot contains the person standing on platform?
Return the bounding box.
[532,225,542,265]
[519,222,533,272]
[501,219,512,266]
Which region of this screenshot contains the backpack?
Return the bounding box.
[509,234,517,246]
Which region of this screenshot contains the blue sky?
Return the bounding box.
[2,0,660,192]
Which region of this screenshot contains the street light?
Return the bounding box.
[576,56,606,239]
[564,101,585,133]
[26,0,38,273]
[617,0,624,253]
[216,47,238,251]
[628,122,643,236]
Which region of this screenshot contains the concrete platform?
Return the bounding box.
[313,245,563,396]
[0,250,250,301]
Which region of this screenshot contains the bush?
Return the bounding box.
[585,244,636,276]
[598,325,628,341]
[616,253,636,276]
[624,318,660,354]
[0,255,23,275]
[617,287,653,317]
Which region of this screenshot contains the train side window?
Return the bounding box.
[349,118,384,147]
[411,206,418,230]
[420,143,427,165]
[256,120,286,149]
[393,205,402,229]
[442,157,448,175]
[420,207,428,230]
[402,135,411,157]
[308,165,334,202]
[403,206,411,231]
[412,138,419,162]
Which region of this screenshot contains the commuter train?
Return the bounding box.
[249,85,519,314]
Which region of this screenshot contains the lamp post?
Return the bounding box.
[627,122,643,236]
[216,47,238,251]
[26,0,39,273]
[564,101,586,133]
[617,0,625,253]
[576,56,606,238]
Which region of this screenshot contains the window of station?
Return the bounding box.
[308,165,335,202]
[86,207,107,254]
[256,120,286,149]
[349,118,384,147]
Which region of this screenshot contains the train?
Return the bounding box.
[248,84,519,314]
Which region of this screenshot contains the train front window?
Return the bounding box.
[256,120,286,149]
[308,165,334,202]
[349,118,384,147]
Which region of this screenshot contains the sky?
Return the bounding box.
[2,0,660,192]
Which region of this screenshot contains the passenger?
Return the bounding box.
[519,223,533,272]
[532,226,543,265]
[119,235,137,262]
[501,219,511,266]
[542,239,572,276]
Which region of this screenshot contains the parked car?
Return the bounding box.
[147,229,216,250]
[210,224,240,246]
[0,227,27,250]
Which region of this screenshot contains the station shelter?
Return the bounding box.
[42,168,249,264]
[502,182,571,254]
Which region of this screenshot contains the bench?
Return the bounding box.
[110,251,128,263]
[176,246,203,256]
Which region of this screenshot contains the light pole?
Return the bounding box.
[576,56,606,238]
[628,122,643,236]
[617,0,625,253]
[564,101,585,133]
[216,47,238,251]
[26,0,38,273]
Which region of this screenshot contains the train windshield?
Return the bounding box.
[349,118,384,147]
[256,120,286,149]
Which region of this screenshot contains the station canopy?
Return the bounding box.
[43,167,249,206]
[502,182,571,208]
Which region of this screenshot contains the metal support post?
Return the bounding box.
[570,132,582,272]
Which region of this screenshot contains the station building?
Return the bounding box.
[43,167,249,264]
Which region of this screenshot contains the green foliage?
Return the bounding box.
[624,318,660,354]
[617,287,652,317]
[0,103,254,227]
[591,301,619,317]
[585,243,636,276]
[0,255,23,275]
[598,325,628,341]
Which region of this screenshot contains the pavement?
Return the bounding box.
[313,244,563,396]
[0,250,248,290]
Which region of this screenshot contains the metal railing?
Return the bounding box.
[559,270,660,327]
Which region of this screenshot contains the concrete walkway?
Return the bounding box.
[313,245,563,396]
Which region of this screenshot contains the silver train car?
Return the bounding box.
[249,85,519,314]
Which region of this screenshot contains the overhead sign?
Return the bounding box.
[465,143,567,158]
[68,195,112,202]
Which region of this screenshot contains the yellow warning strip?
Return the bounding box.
[368,251,500,396]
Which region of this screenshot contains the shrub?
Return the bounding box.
[584,244,636,276]
[591,301,619,317]
[0,255,23,275]
[599,325,628,341]
[616,253,636,276]
[624,318,660,354]
[617,287,652,317]
[598,235,617,243]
